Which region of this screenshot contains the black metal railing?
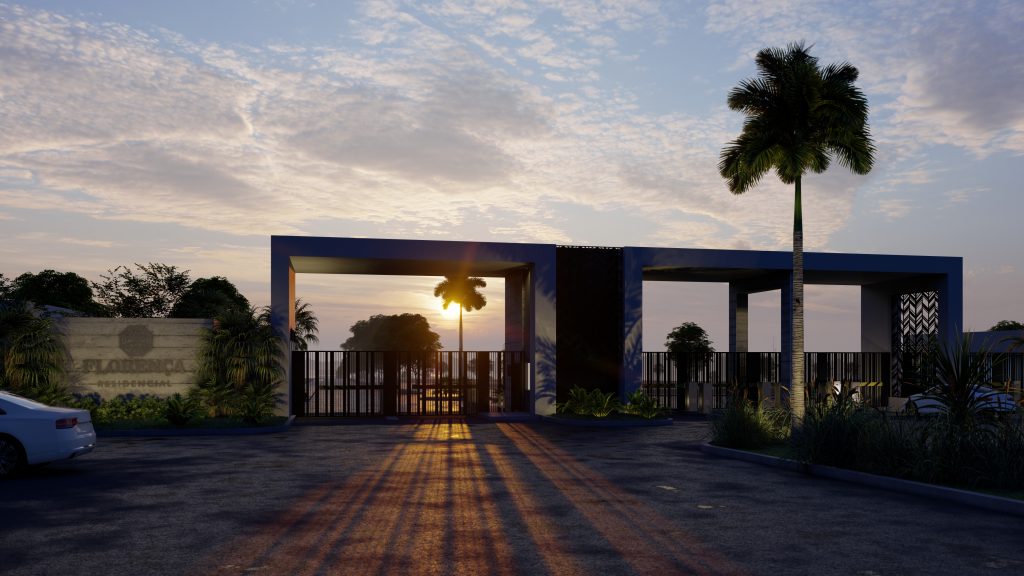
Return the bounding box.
[642,351,892,410]
[292,350,528,417]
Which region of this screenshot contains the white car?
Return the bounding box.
[907,386,1018,415]
[0,391,97,478]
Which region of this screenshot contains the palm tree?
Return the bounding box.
[290,298,319,351]
[433,275,487,353]
[0,301,70,405]
[197,305,284,422]
[719,42,874,424]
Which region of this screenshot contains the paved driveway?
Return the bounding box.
[1,418,1021,575]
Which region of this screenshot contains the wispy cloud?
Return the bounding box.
[875,199,912,222]
[0,1,846,253]
[57,237,114,248]
[2,0,1016,263]
[942,188,985,207]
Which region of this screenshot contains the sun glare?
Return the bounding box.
[439,302,460,320]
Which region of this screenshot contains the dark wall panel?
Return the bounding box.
[556,246,624,399]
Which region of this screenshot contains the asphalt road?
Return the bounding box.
[1,417,1022,576]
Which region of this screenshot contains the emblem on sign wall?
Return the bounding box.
[119,325,155,357]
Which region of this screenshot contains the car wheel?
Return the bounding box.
[0,436,25,478]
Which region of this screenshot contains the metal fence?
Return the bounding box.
[291,350,528,417]
[642,351,892,411]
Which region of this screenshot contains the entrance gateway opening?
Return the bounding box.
[271,236,964,418]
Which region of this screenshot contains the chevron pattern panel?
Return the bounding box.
[891,291,939,396]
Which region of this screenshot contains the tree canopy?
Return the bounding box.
[169,276,250,319]
[6,269,106,315]
[341,313,441,351]
[989,320,1024,332]
[93,263,191,317]
[665,322,715,358]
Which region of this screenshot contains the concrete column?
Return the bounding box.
[504,268,528,412]
[779,278,793,394]
[936,265,964,348]
[621,248,644,399]
[532,256,558,416]
[270,250,295,416]
[729,285,749,353]
[860,286,892,353]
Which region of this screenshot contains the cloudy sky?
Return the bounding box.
[1,0,1022,352]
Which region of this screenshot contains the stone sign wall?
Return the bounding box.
[64,318,210,398]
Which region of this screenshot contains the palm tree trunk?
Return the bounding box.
[458,305,464,353]
[791,177,806,425]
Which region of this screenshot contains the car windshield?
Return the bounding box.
[0,391,51,409]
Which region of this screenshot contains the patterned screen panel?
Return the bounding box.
[891,291,938,396]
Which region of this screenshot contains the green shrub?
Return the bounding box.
[93,394,167,425]
[849,414,924,479]
[0,302,71,404]
[793,393,874,468]
[711,398,790,449]
[236,381,281,425]
[164,391,203,426]
[556,386,621,417]
[986,421,1024,489]
[791,390,1024,491]
[556,386,590,415]
[623,389,665,419]
[585,389,620,417]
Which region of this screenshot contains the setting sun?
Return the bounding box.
[439,302,461,320]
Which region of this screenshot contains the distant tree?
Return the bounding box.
[665,322,715,358]
[720,42,874,423]
[0,274,12,300]
[8,269,106,315]
[341,313,441,351]
[169,276,250,319]
[989,320,1024,332]
[666,322,715,387]
[93,263,191,317]
[289,299,320,351]
[433,275,487,352]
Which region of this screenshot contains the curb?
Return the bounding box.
[539,415,674,428]
[97,415,295,437]
[700,443,1024,518]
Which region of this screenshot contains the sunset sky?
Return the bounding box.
[2,1,1022,352]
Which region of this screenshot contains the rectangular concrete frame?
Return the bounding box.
[271,236,558,416]
[623,246,962,397]
[272,237,962,415]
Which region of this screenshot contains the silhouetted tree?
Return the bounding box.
[169,276,250,319]
[433,275,486,353]
[8,269,106,315]
[341,313,441,351]
[93,263,191,317]
[665,322,715,357]
[989,320,1024,332]
[720,42,874,423]
[0,274,13,300]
